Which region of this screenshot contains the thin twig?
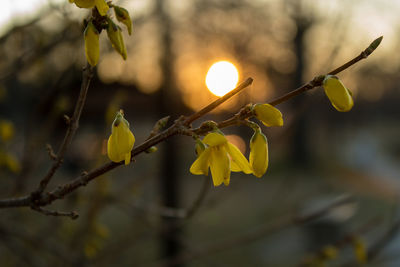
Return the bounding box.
[190,36,383,136]
[184,77,253,125]
[30,206,79,220]
[34,64,94,194]
[184,176,211,219]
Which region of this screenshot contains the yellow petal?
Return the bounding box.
[254,104,283,127]
[190,148,211,175]
[209,146,230,186]
[73,0,95,8]
[124,152,131,165]
[84,21,99,66]
[107,134,124,162]
[230,160,241,172]
[249,131,268,178]
[226,142,252,174]
[95,0,109,16]
[203,132,227,147]
[323,75,354,112]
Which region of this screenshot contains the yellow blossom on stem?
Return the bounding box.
[107,110,135,165]
[249,130,268,178]
[323,75,354,112]
[253,104,283,127]
[190,132,252,186]
[84,21,100,66]
[106,18,127,60]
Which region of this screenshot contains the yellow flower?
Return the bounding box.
[107,110,135,165]
[323,75,354,112]
[249,130,268,178]
[253,104,283,127]
[190,132,252,186]
[84,21,100,66]
[70,0,109,16]
[106,18,127,60]
[114,6,133,35]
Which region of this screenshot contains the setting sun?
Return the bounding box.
[205,61,239,97]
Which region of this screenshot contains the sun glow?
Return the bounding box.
[205,61,239,97]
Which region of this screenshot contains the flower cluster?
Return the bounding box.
[70,0,132,66]
[189,74,353,187]
[190,104,283,186]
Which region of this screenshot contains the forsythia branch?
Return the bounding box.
[0,37,382,216]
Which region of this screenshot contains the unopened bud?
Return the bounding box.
[106,18,127,60]
[84,21,100,66]
[114,6,132,35]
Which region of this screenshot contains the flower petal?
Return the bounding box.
[323,75,354,112]
[95,0,109,16]
[190,148,211,175]
[209,146,230,186]
[124,152,131,165]
[254,104,283,127]
[203,132,227,147]
[226,143,252,174]
[73,0,95,8]
[249,131,268,178]
[107,134,123,162]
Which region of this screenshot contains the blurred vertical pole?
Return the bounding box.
[288,0,312,168]
[155,1,184,266]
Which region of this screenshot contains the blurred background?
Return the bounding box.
[0,0,400,266]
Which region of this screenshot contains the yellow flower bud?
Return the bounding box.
[249,130,268,178]
[107,110,135,165]
[253,104,283,127]
[106,18,127,60]
[114,6,133,35]
[323,75,354,112]
[84,21,100,66]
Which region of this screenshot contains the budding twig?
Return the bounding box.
[0,37,383,214]
[35,64,94,195]
[30,205,79,220]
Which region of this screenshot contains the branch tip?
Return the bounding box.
[365,36,383,56]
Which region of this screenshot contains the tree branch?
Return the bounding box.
[34,64,94,194]
[0,37,383,214]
